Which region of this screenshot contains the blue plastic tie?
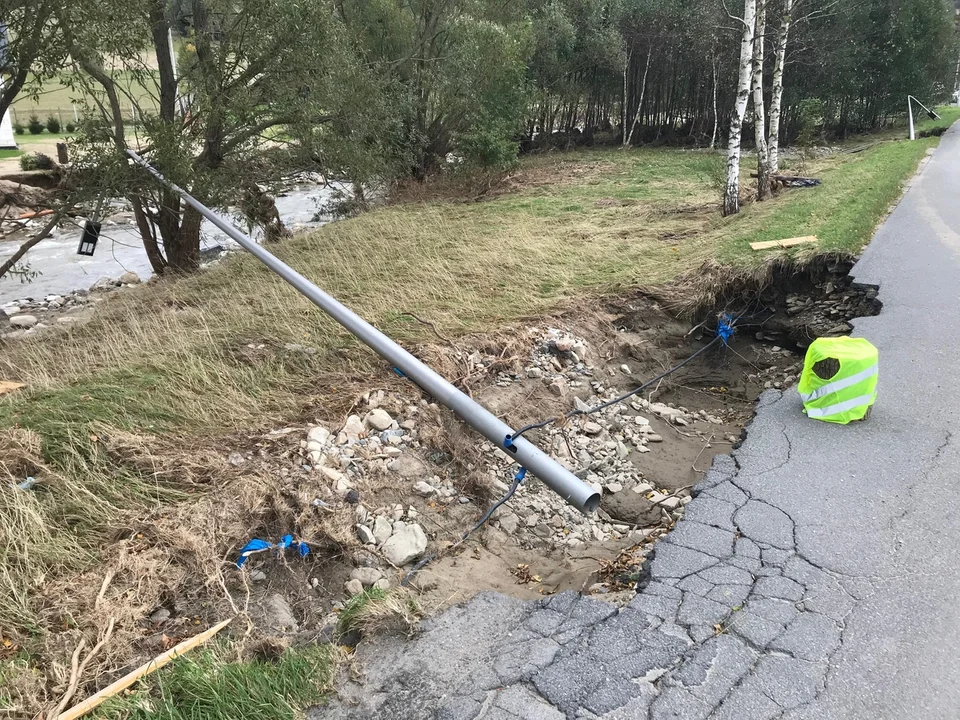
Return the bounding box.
[393,367,406,378]
[236,535,309,568]
[717,313,735,345]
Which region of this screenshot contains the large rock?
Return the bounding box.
[602,491,662,526]
[382,522,428,566]
[307,425,331,446]
[388,454,429,479]
[350,567,384,587]
[8,315,37,329]
[118,271,141,285]
[258,593,298,632]
[90,277,120,292]
[364,408,393,431]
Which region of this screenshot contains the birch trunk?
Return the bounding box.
[723,0,758,216]
[752,1,770,200]
[624,49,652,147]
[710,54,718,149]
[767,0,793,173]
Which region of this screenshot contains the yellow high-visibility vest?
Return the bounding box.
[797,337,878,424]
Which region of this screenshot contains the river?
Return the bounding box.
[0,182,343,305]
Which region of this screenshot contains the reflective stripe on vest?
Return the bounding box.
[798,364,879,403]
[804,392,876,419]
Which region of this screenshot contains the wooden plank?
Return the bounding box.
[0,380,25,396]
[750,235,818,251]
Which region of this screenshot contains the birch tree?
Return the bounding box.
[723,0,757,217]
[766,0,793,173]
[751,0,770,200]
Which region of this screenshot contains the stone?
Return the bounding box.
[118,271,141,285]
[8,315,37,329]
[149,607,171,624]
[364,408,393,431]
[554,337,574,352]
[605,482,623,493]
[647,434,663,443]
[307,425,331,445]
[250,569,267,582]
[525,513,540,527]
[388,454,429,479]
[227,451,245,466]
[260,593,298,631]
[342,414,365,440]
[382,522,428,566]
[583,421,603,435]
[356,524,376,545]
[57,317,79,325]
[90,277,119,292]
[344,579,364,596]
[499,511,520,534]
[350,567,383,587]
[373,578,391,591]
[602,492,662,526]
[526,367,544,379]
[414,480,436,497]
[659,496,681,510]
[373,515,393,545]
[633,482,654,494]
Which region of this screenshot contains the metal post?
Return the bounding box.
[907,96,915,140]
[125,149,601,514]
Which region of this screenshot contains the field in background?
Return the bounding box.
[0,107,956,716]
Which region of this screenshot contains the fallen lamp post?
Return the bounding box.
[907,95,940,140]
[125,149,601,514]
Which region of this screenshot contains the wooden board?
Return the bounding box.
[749,235,818,251]
[0,381,25,396]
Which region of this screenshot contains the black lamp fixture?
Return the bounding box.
[77,219,101,256]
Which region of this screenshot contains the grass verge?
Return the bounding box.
[0,106,956,712]
[92,645,338,720]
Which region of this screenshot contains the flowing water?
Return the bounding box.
[0,182,343,305]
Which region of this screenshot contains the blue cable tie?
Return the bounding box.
[717,312,735,345]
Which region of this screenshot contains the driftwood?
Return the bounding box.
[751,173,821,188]
[750,235,818,251]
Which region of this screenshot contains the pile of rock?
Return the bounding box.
[781,281,880,340]
[1,289,95,339]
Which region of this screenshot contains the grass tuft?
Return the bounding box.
[92,645,339,720]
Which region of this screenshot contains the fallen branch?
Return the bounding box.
[55,618,233,720]
[0,208,65,281]
[48,618,116,720]
[750,173,821,188]
[399,311,454,346]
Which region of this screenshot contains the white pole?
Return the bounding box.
[908,96,915,140]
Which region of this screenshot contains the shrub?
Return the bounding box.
[27,116,44,134]
[19,153,56,171]
[65,122,76,133]
[46,116,60,133]
[12,122,24,135]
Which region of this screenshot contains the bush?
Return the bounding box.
[12,122,24,135]
[27,116,44,134]
[19,153,56,171]
[46,116,61,133]
[65,122,76,133]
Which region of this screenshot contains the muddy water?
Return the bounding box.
[0,182,344,305]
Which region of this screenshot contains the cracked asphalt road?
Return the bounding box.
[318,125,960,720]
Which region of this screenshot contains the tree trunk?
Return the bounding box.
[166,205,203,272]
[723,0,758,217]
[624,49,652,147]
[0,210,64,281]
[752,1,771,200]
[710,54,719,149]
[767,0,793,173]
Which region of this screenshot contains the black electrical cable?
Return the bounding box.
[401,468,526,587]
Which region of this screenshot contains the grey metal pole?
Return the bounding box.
[126,149,600,514]
[907,96,915,140]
